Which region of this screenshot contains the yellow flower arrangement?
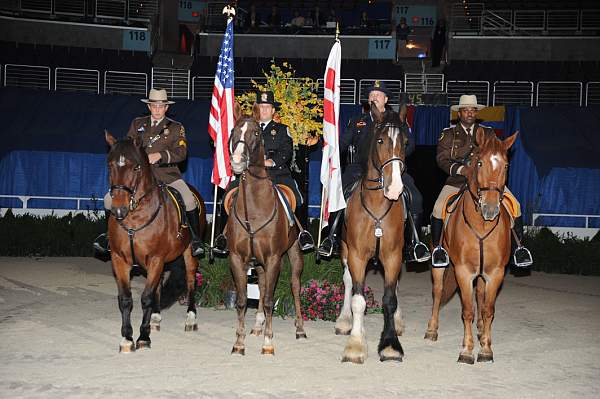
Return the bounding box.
[237,62,323,146]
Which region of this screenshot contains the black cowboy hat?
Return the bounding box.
[255,90,281,108]
[366,80,391,97]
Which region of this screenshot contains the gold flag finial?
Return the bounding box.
[335,23,340,42]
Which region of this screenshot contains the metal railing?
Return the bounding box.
[0,194,102,216]
[54,0,85,17]
[317,78,357,105]
[55,67,100,94]
[547,10,579,31]
[20,0,51,14]
[4,64,51,90]
[358,79,402,105]
[536,81,582,106]
[585,82,600,106]
[404,73,444,94]
[128,0,158,21]
[493,81,534,106]
[152,67,190,99]
[191,76,213,100]
[581,9,600,31]
[104,70,147,96]
[481,10,514,35]
[446,80,490,106]
[532,212,600,229]
[95,0,126,20]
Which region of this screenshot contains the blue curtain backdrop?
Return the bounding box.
[1,88,598,226]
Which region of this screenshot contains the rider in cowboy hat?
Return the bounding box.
[318,80,431,263]
[430,94,533,268]
[212,90,315,255]
[93,88,205,257]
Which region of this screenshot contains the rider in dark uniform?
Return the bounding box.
[213,90,314,255]
[318,81,430,262]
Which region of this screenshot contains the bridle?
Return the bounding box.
[465,153,507,213]
[229,125,270,180]
[364,123,405,191]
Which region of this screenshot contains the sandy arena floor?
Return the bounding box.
[1,256,599,398]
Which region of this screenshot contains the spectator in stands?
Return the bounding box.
[290,9,306,28]
[244,3,260,32]
[326,8,339,25]
[360,11,370,29]
[431,19,447,67]
[93,89,204,258]
[311,5,325,27]
[268,5,281,28]
[395,17,412,62]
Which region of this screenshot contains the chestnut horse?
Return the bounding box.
[425,130,518,364]
[105,132,206,352]
[334,106,407,363]
[226,112,306,356]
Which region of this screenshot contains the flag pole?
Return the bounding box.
[317,23,341,248]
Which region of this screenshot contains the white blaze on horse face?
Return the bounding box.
[231,122,248,165]
[490,153,502,171]
[117,155,126,167]
[385,127,403,200]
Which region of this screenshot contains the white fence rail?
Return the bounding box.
[493,81,534,106]
[536,81,582,106]
[4,64,51,90]
[446,80,490,106]
[152,68,190,99]
[585,81,600,106]
[55,67,100,94]
[104,70,147,96]
[404,73,444,93]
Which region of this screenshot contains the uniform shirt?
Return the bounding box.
[260,120,293,177]
[127,115,188,184]
[436,123,496,188]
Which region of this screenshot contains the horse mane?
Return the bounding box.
[108,137,150,171]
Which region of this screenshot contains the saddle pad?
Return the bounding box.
[223,184,296,216]
[442,190,520,220]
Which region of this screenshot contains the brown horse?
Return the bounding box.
[105,132,206,352]
[425,129,518,364]
[225,111,306,356]
[334,106,407,363]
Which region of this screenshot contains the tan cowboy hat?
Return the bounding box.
[450,94,485,111]
[141,88,175,105]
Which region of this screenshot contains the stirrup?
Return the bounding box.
[431,245,449,268]
[412,241,431,263]
[298,230,315,251]
[513,246,533,268]
[93,233,110,254]
[317,237,334,257]
[191,240,204,257]
[212,235,229,256]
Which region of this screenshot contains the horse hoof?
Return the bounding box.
[119,341,135,353]
[379,354,403,362]
[477,352,494,363]
[135,340,151,350]
[250,328,262,336]
[341,354,365,364]
[424,331,438,341]
[261,346,275,355]
[379,346,403,362]
[457,353,475,364]
[150,324,160,332]
[335,327,351,336]
[231,346,245,356]
[296,332,307,339]
[184,324,198,332]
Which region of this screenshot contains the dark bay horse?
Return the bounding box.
[226,111,306,356]
[334,106,406,363]
[425,129,518,364]
[105,132,206,352]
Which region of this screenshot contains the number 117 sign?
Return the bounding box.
[368,39,395,59]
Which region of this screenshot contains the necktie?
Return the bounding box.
[260,122,265,130]
[466,127,471,135]
[152,121,158,128]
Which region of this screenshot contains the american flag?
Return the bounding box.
[208,18,235,189]
[320,40,346,229]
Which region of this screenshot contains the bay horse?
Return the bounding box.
[226,110,306,356]
[105,132,206,352]
[425,129,518,364]
[334,105,406,363]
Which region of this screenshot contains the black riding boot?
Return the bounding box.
[92,209,111,254]
[186,210,204,257]
[405,212,431,263]
[318,211,343,258]
[430,216,450,268]
[511,216,533,267]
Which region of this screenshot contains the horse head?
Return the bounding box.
[105,131,152,220]
[229,109,264,175]
[466,129,518,221]
[368,105,406,201]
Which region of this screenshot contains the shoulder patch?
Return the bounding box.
[179,126,186,137]
[438,131,445,141]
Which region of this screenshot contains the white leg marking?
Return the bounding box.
[350,294,367,337]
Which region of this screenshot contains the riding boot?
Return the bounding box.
[511,216,533,267]
[430,216,450,268]
[318,210,343,258]
[405,212,431,263]
[92,210,111,254]
[185,210,204,257]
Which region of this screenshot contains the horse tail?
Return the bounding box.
[160,256,188,310]
[440,264,458,306]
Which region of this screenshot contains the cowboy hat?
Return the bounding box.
[255,90,280,108]
[450,94,485,111]
[141,88,175,105]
